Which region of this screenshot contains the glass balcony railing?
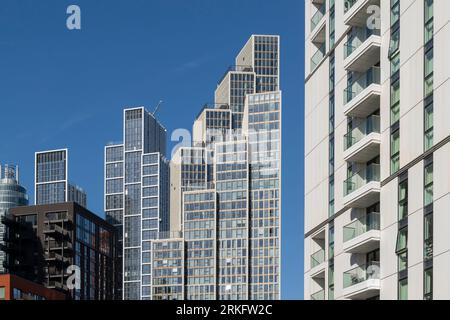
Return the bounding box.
[344,0,359,13]
[343,262,380,288]
[344,66,381,105]
[311,4,326,31]
[311,289,325,300]
[344,115,380,151]
[344,163,380,197]
[311,44,326,72]
[344,28,381,59]
[311,249,325,269]
[343,212,380,243]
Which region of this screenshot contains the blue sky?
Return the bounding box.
[0,0,304,299]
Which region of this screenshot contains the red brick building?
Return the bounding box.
[0,274,66,300]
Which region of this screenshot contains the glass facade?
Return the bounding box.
[247,92,281,300]
[35,149,87,207]
[152,239,184,300]
[0,165,29,273]
[107,36,281,301]
[184,190,216,300]
[106,107,169,300]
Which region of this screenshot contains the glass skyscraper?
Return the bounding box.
[0,165,29,274]
[106,35,281,300]
[105,107,169,300]
[35,149,87,207]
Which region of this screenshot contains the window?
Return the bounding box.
[398,180,408,221]
[424,268,433,300]
[424,162,433,206]
[424,0,434,43]
[396,227,408,272]
[424,213,433,261]
[424,101,434,151]
[391,130,400,174]
[398,279,408,300]
[396,228,408,253]
[390,80,400,124]
[391,0,400,26]
[398,251,408,272]
[0,287,5,300]
[397,225,408,302]
[389,27,400,57]
[424,47,433,97]
[328,225,335,260]
[391,52,400,75]
[329,0,335,48]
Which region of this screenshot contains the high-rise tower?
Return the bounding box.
[105,107,169,300]
[305,0,450,300]
[0,165,28,274]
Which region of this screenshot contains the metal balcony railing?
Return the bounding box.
[344,164,380,197]
[343,212,380,243]
[343,262,380,288]
[344,115,380,150]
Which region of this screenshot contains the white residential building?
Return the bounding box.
[305,0,450,300]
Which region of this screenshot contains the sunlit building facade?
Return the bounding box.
[305,0,450,300]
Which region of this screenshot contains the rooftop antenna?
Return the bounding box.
[152,100,163,116]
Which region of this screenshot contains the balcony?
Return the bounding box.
[343,164,380,208]
[48,280,68,291]
[343,262,380,299]
[311,3,326,33]
[344,28,381,72]
[311,44,326,73]
[343,212,380,253]
[344,115,380,163]
[45,252,71,266]
[311,289,325,301]
[343,66,381,118]
[344,0,380,27]
[310,249,326,278]
[43,224,69,239]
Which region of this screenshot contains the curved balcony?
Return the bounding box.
[311,3,326,32]
[343,66,381,118]
[311,289,325,300]
[343,164,380,208]
[343,212,380,253]
[344,0,380,27]
[344,115,380,163]
[311,44,326,73]
[343,262,380,299]
[310,249,326,278]
[344,28,381,72]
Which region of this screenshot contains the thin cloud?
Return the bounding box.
[174,56,209,73]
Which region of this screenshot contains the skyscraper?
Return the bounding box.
[105,107,169,300]
[35,149,87,207]
[0,165,29,274]
[216,35,280,130]
[107,35,281,301]
[304,0,450,300]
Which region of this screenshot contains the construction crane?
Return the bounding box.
[152,100,163,116]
